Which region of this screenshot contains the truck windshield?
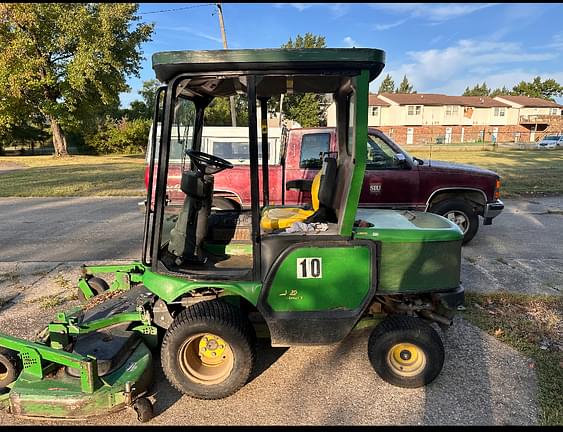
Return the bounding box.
[367,134,414,169]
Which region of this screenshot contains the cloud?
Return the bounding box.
[159,26,223,44]
[374,18,409,31]
[274,3,314,12]
[370,3,499,22]
[274,3,349,17]
[371,38,559,96]
[343,37,359,48]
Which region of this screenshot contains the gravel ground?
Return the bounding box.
[1,195,558,425]
[0,261,538,426]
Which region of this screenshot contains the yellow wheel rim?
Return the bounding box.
[387,343,426,377]
[178,333,234,385]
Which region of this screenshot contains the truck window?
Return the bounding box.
[366,135,402,170]
[213,141,263,161]
[300,133,331,168]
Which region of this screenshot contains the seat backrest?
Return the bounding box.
[317,157,337,210]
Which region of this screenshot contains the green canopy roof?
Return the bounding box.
[152,48,386,83]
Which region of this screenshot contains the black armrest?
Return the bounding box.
[286,179,313,192]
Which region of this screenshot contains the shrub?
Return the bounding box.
[86,117,151,154]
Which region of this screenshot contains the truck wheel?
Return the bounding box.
[368,315,444,388]
[430,199,479,244]
[161,299,256,400]
[0,348,21,388]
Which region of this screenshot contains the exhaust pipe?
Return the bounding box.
[419,310,453,327]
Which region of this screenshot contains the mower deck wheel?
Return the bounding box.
[133,397,154,422]
[78,277,110,301]
[0,348,21,389]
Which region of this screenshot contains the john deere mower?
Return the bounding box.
[0,48,464,422]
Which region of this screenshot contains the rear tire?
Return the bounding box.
[431,199,479,244]
[0,348,21,388]
[368,315,444,388]
[161,300,256,400]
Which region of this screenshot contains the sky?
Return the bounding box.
[121,2,563,107]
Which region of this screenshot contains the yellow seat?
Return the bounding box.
[260,171,321,231]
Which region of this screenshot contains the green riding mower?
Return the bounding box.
[0,48,464,422]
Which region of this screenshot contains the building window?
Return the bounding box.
[550,108,559,115]
[445,105,459,116]
[407,105,421,115]
[494,107,506,117]
[371,106,379,116]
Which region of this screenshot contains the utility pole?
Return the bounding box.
[216,2,237,127]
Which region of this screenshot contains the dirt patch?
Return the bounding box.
[0,161,26,172]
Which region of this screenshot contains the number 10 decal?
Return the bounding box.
[297,257,322,279]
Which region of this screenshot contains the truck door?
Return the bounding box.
[359,132,419,208]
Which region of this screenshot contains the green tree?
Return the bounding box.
[396,75,415,93]
[463,82,490,96]
[270,33,328,127]
[125,79,161,120]
[0,3,153,157]
[205,95,249,126]
[489,86,511,97]
[511,76,563,101]
[378,74,395,93]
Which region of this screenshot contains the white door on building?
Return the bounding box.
[460,127,465,143]
[492,127,498,143]
[445,127,452,144]
[406,127,414,145]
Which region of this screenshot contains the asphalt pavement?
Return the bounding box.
[0,195,560,425]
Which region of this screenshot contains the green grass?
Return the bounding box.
[409,148,563,198]
[0,149,562,198]
[462,292,563,425]
[0,155,146,197]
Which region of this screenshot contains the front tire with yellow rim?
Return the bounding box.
[368,315,444,388]
[161,299,256,399]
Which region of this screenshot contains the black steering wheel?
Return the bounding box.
[186,149,234,175]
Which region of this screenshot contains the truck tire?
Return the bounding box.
[0,348,21,388]
[368,315,444,388]
[160,299,256,400]
[430,199,479,244]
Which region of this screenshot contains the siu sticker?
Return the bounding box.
[370,184,382,193]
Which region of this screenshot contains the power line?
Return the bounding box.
[139,3,215,15]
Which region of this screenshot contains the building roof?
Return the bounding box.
[493,95,563,108]
[457,96,510,108]
[377,93,510,108]
[368,94,390,106]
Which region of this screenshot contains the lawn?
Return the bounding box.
[0,148,562,197]
[0,155,146,197]
[462,293,563,425]
[409,148,563,197]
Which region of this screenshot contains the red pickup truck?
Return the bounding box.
[148,127,504,244]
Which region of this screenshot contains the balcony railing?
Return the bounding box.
[519,114,562,124]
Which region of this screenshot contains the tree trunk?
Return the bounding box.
[49,116,68,157]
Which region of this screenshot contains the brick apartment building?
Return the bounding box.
[327,93,563,145]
